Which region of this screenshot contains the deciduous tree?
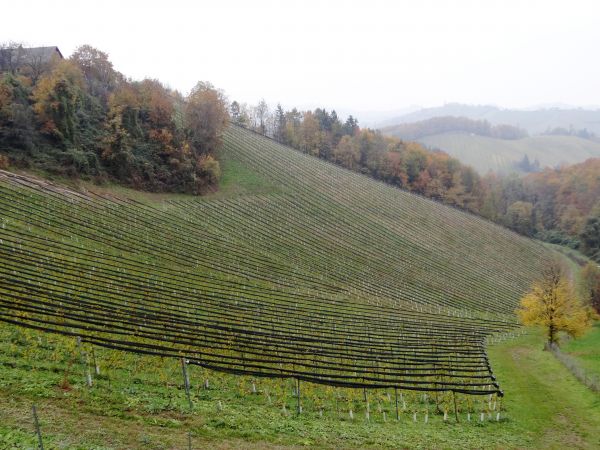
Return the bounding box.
[506,201,534,236]
[579,212,600,262]
[31,60,84,142]
[516,260,593,346]
[580,262,600,313]
[184,81,229,155]
[70,45,119,101]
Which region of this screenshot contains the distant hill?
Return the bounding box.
[417,133,600,174]
[378,103,600,135]
[382,116,529,141]
[379,105,600,174]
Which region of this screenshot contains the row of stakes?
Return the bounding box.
[180,355,503,424]
[76,340,504,424]
[26,340,503,449]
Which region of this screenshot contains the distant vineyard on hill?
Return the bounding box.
[0,125,551,404]
[417,132,600,174]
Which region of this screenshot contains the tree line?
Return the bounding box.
[382,116,529,141]
[484,160,600,259]
[542,125,597,140]
[0,44,228,193]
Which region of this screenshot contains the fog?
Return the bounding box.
[3,0,599,118]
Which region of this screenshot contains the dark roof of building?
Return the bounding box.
[14,46,63,63]
[0,46,63,74]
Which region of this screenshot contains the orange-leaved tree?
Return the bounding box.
[516,260,594,346]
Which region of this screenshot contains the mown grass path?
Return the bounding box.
[487,329,600,450]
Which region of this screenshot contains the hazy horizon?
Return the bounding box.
[3,0,600,118]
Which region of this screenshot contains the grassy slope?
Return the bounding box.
[487,328,600,449]
[5,157,278,204]
[1,325,599,449]
[562,323,600,377]
[416,133,600,174]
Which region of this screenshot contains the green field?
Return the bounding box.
[416,132,600,174]
[562,323,600,379]
[0,125,594,448]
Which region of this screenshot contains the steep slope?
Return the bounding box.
[220,126,548,315]
[0,125,552,400]
[416,132,600,173]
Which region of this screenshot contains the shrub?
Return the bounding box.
[0,154,9,170]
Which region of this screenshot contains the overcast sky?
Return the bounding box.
[3,0,600,117]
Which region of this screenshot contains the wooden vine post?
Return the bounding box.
[453,391,459,423]
[395,387,399,420]
[181,357,192,410]
[296,378,301,415]
[91,347,100,375]
[76,336,92,387]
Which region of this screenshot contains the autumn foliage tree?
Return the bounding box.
[70,44,120,102]
[0,72,35,149]
[32,59,84,142]
[479,160,600,261]
[184,81,228,193]
[516,260,594,346]
[185,81,229,155]
[579,212,600,262]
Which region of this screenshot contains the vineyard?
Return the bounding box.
[0,126,553,438]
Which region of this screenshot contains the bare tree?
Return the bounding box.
[253,99,269,135]
[0,43,61,84]
[0,42,24,74]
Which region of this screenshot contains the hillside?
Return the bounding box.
[1,125,591,448]
[416,132,600,174]
[378,103,600,135]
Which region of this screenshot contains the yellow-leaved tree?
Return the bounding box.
[516,260,594,346]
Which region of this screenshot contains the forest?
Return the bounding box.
[0,44,227,194]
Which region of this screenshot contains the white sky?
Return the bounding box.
[3,0,600,116]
